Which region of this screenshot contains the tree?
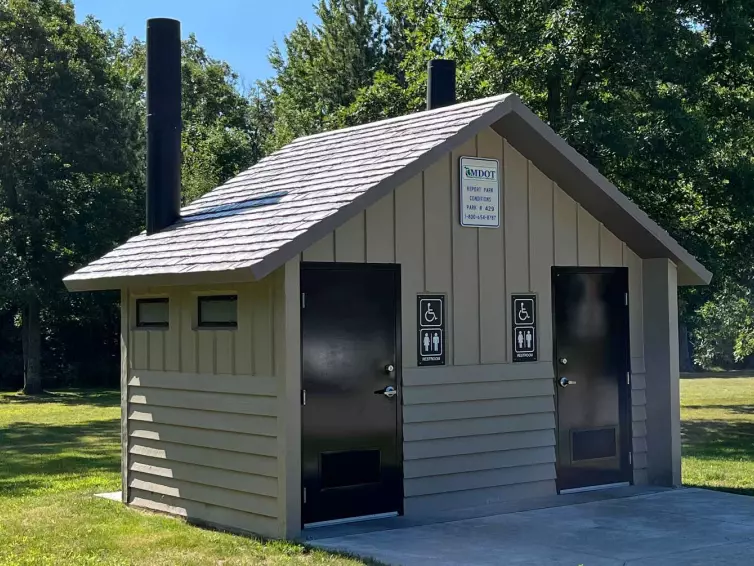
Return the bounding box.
[0,1,274,392]
[0,0,142,393]
[383,0,754,367]
[116,34,268,204]
[263,0,387,149]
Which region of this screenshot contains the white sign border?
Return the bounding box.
[459,156,501,229]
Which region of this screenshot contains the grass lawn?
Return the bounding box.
[0,390,375,566]
[681,375,754,495]
[2,379,753,565]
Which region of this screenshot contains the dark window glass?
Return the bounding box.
[198,295,238,328]
[136,298,169,329]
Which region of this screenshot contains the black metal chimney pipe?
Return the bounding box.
[146,18,182,235]
[427,59,456,110]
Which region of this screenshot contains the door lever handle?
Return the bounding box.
[558,377,576,388]
[374,386,397,398]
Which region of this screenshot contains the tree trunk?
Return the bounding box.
[678,321,694,373]
[546,73,562,129]
[22,296,42,395]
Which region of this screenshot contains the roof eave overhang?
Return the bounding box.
[492,98,712,286]
[63,265,259,292]
[64,93,711,291]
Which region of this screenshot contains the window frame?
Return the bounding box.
[197,294,239,329]
[135,297,170,329]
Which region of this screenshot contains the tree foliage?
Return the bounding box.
[262,0,388,148]
[0,0,264,390]
[1,0,752,390]
[0,0,142,392]
[267,0,754,367]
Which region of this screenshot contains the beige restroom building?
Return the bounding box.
[65,29,710,542]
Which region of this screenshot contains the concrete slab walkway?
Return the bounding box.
[313,489,754,565]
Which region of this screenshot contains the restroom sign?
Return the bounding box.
[511,294,537,362]
[460,156,500,228]
[417,295,446,366]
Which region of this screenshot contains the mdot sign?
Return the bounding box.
[460,157,500,228]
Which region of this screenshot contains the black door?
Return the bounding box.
[301,263,401,525]
[552,268,631,491]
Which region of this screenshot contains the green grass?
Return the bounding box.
[0,390,375,566]
[3,378,753,564]
[681,375,754,495]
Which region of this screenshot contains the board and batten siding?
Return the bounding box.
[123,271,287,538]
[300,127,647,514]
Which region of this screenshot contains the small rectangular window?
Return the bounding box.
[198,295,238,328]
[136,298,169,329]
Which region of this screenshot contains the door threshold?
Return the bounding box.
[304,511,399,529]
[559,481,630,495]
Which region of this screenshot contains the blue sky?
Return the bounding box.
[74,0,318,85]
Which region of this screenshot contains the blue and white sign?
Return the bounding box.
[460,156,500,228]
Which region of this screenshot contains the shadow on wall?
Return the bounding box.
[125,383,280,534]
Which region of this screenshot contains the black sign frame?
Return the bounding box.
[511,293,538,362]
[417,294,446,366]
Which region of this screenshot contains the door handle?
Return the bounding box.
[374,386,398,398]
[558,377,576,388]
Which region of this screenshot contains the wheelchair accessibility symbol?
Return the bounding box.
[420,298,443,327]
[514,298,534,325]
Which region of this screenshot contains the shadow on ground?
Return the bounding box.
[682,417,754,496]
[684,404,754,415]
[0,389,120,407]
[0,419,120,496]
[0,390,120,497]
[681,372,754,380]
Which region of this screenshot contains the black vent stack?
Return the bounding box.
[146,18,182,235]
[426,59,456,110]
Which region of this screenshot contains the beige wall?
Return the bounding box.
[120,126,651,538]
[300,127,648,514]
[122,272,289,538]
[643,258,681,486]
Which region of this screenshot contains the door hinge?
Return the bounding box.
[301,292,306,309]
[303,487,307,504]
[629,451,633,465]
[627,372,631,385]
[624,292,629,306]
[301,389,306,406]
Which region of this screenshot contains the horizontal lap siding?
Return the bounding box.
[130,488,278,537]
[403,363,557,513]
[625,248,648,483]
[632,371,648,483]
[126,274,284,535]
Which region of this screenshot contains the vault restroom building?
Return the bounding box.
[64,19,711,541]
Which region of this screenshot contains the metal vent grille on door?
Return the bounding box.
[320,450,381,489]
[571,427,618,461]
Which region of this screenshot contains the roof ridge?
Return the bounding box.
[292,93,513,144]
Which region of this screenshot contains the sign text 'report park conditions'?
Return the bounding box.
[460,156,500,228]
